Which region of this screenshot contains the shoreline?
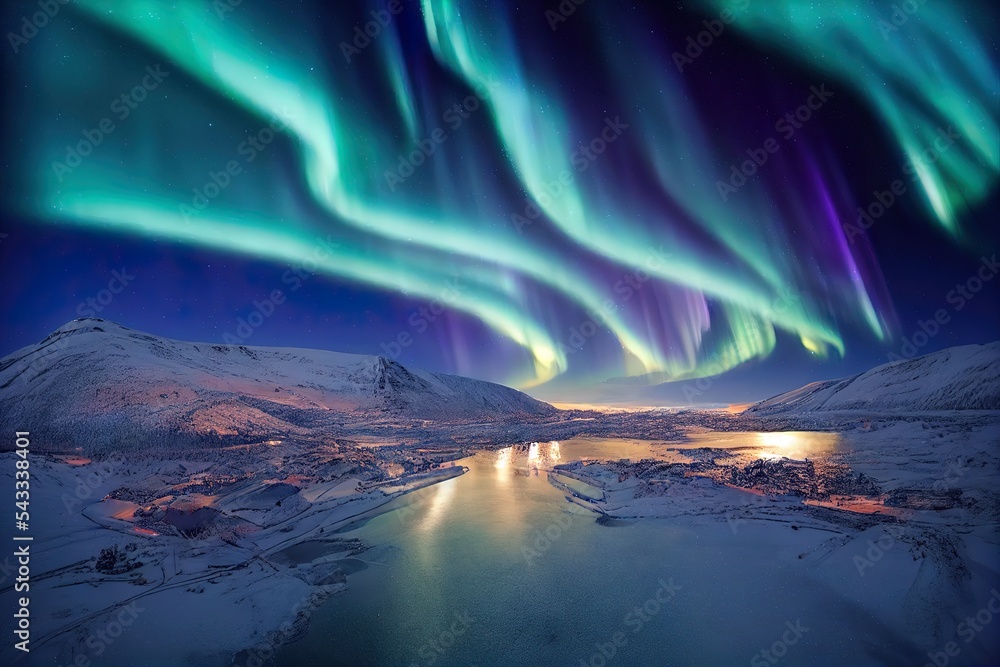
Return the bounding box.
[5,409,998,665]
[1,449,468,667]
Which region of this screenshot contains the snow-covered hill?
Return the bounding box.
[746,342,1000,416]
[0,319,555,452]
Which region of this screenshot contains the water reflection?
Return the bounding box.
[753,431,840,460]
[274,433,866,667]
[675,431,841,461]
[494,446,512,489]
[416,473,457,535]
[493,441,564,477]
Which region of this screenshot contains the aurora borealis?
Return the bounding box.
[1,0,998,398]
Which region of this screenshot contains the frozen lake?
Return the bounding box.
[270,435,924,667]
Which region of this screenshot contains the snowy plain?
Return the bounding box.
[0,320,997,665]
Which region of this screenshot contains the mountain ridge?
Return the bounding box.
[745,342,1000,415]
[0,318,555,453]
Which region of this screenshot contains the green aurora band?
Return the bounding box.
[11,0,997,389]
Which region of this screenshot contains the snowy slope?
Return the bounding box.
[746,342,1000,415]
[0,319,554,452]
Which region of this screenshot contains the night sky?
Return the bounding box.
[1,0,998,405]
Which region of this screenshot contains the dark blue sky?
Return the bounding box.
[1,0,997,405]
[1,206,995,405]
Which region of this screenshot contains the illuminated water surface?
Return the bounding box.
[271,435,911,667]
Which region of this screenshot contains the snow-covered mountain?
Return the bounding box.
[0,319,555,452]
[746,342,1000,416]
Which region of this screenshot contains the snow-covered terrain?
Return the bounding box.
[542,348,1000,665]
[0,318,554,454]
[0,448,466,666]
[0,319,567,666]
[1,329,997,666]
[745,342,1000,416]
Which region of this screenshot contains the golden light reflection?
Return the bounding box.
[754,431,840,460]
[492,442,568,483]
[494,447,514,487]
[494,447,513,469]
[416,476,457,535]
